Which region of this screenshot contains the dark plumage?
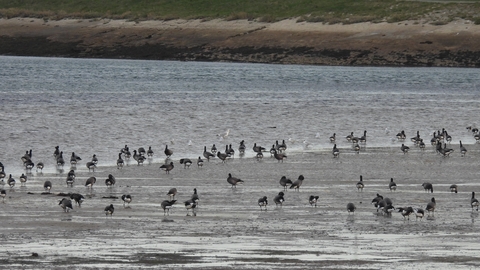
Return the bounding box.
[105,174,116,187]
[290,175,305,191]
[104,204,115,217]
[85,177,96,189]
[332,144,339,158]
[203,146,215,161]
[450,184,458,193]
[167,188,178,200]
[116,153,124,169]
[70,193,85,207]
[217,151,229,163]
[273,192,285,206]
[356,175,364,192]
[1,189,6,203]
[191,188,199,205]
[180,158,193,168]
[184,199,197,214]
[471,192,479,211]
[147,146,154,157]
[389,178,397,191]
[279,176,293,191]
[164,145,173,158]
[347,202,356,214]
[19,173,27,186]
[197,157,204,167]
[426,197,436,215]
[43,180,52,193]
[252,143,266,153]
[397,206,414,220]
[422,182,433,193]
[86,161,96,172]
[309,195,319,207]
[227,173,244,188]
[59,198,73,212]
[273,149,287,162]
[161,200,176,215]
[401,144,409,154]
[160,162,175,174]
[258,196,268,210]
[122,194,132,207]
[7,175,15,188]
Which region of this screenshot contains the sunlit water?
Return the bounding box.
[1,56,479,175]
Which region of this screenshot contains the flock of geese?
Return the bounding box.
[1,126,480,218]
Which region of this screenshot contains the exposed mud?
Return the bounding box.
[2,144,480,269]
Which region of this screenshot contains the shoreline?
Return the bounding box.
[1,17,480,67]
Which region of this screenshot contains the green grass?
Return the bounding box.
[0,0,479,24]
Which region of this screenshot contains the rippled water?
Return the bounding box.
[1,56,479,174]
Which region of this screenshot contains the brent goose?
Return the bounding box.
[346,132,354,142]
[273,149,287,162]
[356,175,364,192]
[414,208,425,220]
[273,192,285,206]
[359,130,367,144]
[354,143,360,154]
[426,197,436,215]
[56,152,65,167]
[217,151,229,163]
[53,146,60,158]
[203,146,215,161]
[422,182,433,193]
[211,144,217,154]
[104,204,114,217]
[238,140,246,155]
[43,180,52,193]
[278,140,287,152]
[191,188,199,205]
[91,154,98,165]
[122,194,132,207]
[279,176,293,191]
[252,143,266,153]
[309,195,319,207]
[397,207,414,220]
[371,193,384,208]
[7,175,15,188]
[1,189,6,203]
[256,151,264,160]
[164,145,173,158]
[59,198,73,212]
[160,162,175,174]
[36,162,44,172]
[401,144,409,154]
[471,192,479,211]
[138,147,146,156]
[70,193,85,207]
[389,178,397,192]
[227,144,235,158]
[332,144,340,158]
[70,152,82,165]
[270,144,276,157]
[86,161,96,172]
[460,141,467,156]
[227,173,244,188]
[329,133,336,143]
[396,130,406,141]
[184,199,197,214]
[147,146,154,157]
[449,184,458,193]
[347,202,356,214]
[197,157,204,167]
[258,196,268,210]
[179,158,193,168]
[105,174,116,187]
[167,188,178,200]
[19,174,27,186]
[161,200,176,215]
[85,177,96,189]
[133,150,145,165]
[290,175,305,191]
[116,153,124,169]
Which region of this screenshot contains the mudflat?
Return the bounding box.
[1,143,480,269]
[0,17,479,66]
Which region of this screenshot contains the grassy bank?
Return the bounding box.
[0,0,479,24]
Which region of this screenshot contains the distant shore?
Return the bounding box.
[0,17,480,67]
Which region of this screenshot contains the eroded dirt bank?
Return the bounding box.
[0,18,479,67]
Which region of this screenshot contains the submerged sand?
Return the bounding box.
[1,142,480,269]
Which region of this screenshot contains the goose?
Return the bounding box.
[346,132,354,142]
[273,192,285,206]
[7,175,15,188]
[410,131,420,144]
[414,208,425,220]
[160,162,174,174]
[258,196,268,210]
[24,159,35,171]
[138,147,146,156]
[426,197,436,215]
[59,198,73,212]
[132,150,145,165]
[375,197,393,213]
[123,147,131,159]
[167,188,178,200]
[104,204,114,217]
[270,144,276,157]
[401,144,409,154]
[279,176,293,190]
[397,206,414,220]
[396,130,406,141]
[121,194,132,207]
[36,162,44,172]
[116,153,124,169]
[256,151,264,160]
[419,139,426,150]
[353,143,360,154]
[389,178,397,191]
[356,175,364,192]
[70,152,82,165]
[332,144,340,158]
[329,133,336,143]
[227,144,235,158]
[290,175,305,191]
[203,146,215,161]
[147,146,154,157]
[197,157,204,167]
[445,131,452,144]
[422,182,433,193]
[70,193,85,207]
[347,202,356,214]
[431,132,439,145]
[442,143,454,157]
[449,184,458,193]
[161,200,176,215]
[227,173,244,188]
[217,151,229,163]
[43,180,52,193]
[53,146,60,158]
[19,174,27,186]
[238,140,246,155]
[105,174,116,187]
[86,161,97,172]
[164,145,173,158]
[56,152,65,167]
[471,192,479,211]
[278,140,287,152]
[191,188,199,205]
[359,130,367,144]
[371,193,384,208]
[121,144,129,155]
[0,168,5,181]
[179,158,193,168]
[460,141,467,156]
[90,154,98,165]
[85,177,96,189]
[1,189,6,203]
[252,143,266,153]
[273,149,287,162]
[184,199,197,214]
[309,195,319,207]
[210,144,217,154]
[474,133,480,143]
[66,175,75,187]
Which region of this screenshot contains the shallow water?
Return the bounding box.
[0,56,479,175]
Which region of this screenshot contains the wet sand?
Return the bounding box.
[1,143,480,269]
